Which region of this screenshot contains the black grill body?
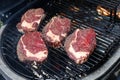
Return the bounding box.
[0,0,29,23]
[0,0,120,80]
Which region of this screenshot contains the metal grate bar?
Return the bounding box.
[90,55,101,61]
[49,49,84,73]
[85,0,120,9]
[94,52,104,58]
[42,63,62,78]
[88,58,98,64]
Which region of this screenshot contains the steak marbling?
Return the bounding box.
[64,28,96,64]
[42,16,71,47]
[17,8,45,33]
[17,31,48,62]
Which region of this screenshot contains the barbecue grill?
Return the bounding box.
[0,0,120,80]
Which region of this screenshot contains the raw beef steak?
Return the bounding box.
[17,31,48,62]
[17,8,45,33]
[64,28,96,64]
[42,16,71,47]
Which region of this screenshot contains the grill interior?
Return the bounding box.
[0,0,120,79]
[85,0,120,9]
[85,0,120,22]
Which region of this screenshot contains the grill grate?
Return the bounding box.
[0,0,120,79]
[85,0,120,9]
[84,0,120,23]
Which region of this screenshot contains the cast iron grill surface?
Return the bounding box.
[84,0,120,23]
[85,0,120,9]
[0,0,120,80]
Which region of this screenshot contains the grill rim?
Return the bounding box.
[0,25,27,80]
[0,0,25,14]
[82,46,120,80]
[0,0,120,80]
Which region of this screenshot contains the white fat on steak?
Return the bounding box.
[21,19,41,29]
[61,33,67,37]
[20,35,48,60]
[18,28,24,33]
[68,44,89,63]
[46,30,67,42]
[46,30,60,42]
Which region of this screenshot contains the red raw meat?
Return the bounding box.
[42,16,71,47]
[17,8,45,33]
[64,28,96,64]
[17,31,48,62]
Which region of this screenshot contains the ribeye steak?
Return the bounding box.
[42,16,71,47]
[17,31,48,62]
[17,8,45,33]
[64,28,96,64]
